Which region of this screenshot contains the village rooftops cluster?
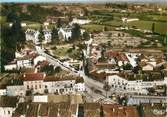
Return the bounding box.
[0,71,85,97]
[12,101,140,117]
[84,40,167,95]
[4,49,47,71]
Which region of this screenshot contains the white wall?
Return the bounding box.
[24,80,44,94]
[0,89,7,96]
[6,86,25,96]
[33,56,46,66]
[0,107,15,117]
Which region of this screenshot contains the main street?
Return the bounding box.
[35,45,167,103]
[35,45,107,98]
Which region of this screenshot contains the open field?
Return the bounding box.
[127,20,167,35]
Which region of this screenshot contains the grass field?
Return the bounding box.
[82,24,104,32]
[127,20,167,35]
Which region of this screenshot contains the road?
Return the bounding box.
[35,46,167,104]
[35,46,106,96]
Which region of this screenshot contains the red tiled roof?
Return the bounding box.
[35,60,49,68]
[105,51,129,61]
[89,71,112,80]
[102,104,140,117]
[22,73,45,81]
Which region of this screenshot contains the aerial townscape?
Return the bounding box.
[0,1,167,117]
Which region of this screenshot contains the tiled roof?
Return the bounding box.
[22,73,45,81]
[105,51,129,61]
[102,104,140,117]
[17,53,38,61]
[13,102,78,117]
[35,60,49,68]
[89,70,112,80]
[0,96,19,107]
[84,103,101,117]
[44,75,84,83]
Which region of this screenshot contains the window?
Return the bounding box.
[35,85,37,89]
[27,85,29,89]
[39,85,41,89]
[8,111,10,114]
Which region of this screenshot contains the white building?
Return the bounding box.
[74,83,85,92]
[122,18,139,22]
[25,29,40,44]
[33,55,46,66]
[70,18,91,25]
[0,87,6,96]
[17,55,35,69]
[43,29,52,44]
[43,76,76,94]
[106,73,167,95]
[4,64,17,71]
[142,64,154,71]
[6,86,25,96]
[58,28,72,41]
[43,76,85,94]
[23,73,45,94]
[0,96,18,117]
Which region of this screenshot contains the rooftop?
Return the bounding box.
[102,104,140,117]
[0,96,19,107]
[22,73,45,81]
[13,102,78,117]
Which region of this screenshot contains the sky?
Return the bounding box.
[0,0,167,3]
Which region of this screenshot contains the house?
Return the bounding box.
[70,18,91,25]
[106,72,167,95]
[4,64,17,71]
[0,96,19,117]
[102,104,140,117]
[12,102,79,117]
[25,29,40,44]
[33,55,47,66]
[32,94,83,104]
[58,28,72,41]
[43,28,52,44]
[34,60,49,73]
[84,103,101,117]
[46,16,69,24]
[6,79,25,96]
[16,53,37,69]
[0,86,7,96]
[43,22,49,26]
[22,73,46,95]
[142,63,154,71]
[43,75,76,94]
[43,75,85,95]
[105,51,129,67]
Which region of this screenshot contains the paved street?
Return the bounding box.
[35,45,167,104]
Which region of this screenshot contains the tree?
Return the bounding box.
[82,31,90,40]
[57,18,61,28]
[152,22,155,33]
[38,25,44,44]
[71,23,81,41]
[83,8,89,16]
[41,65,54,75]
[123,63,132,70]
[11,16,26,45]
[54,66,62,73]
[51,27,59,43]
